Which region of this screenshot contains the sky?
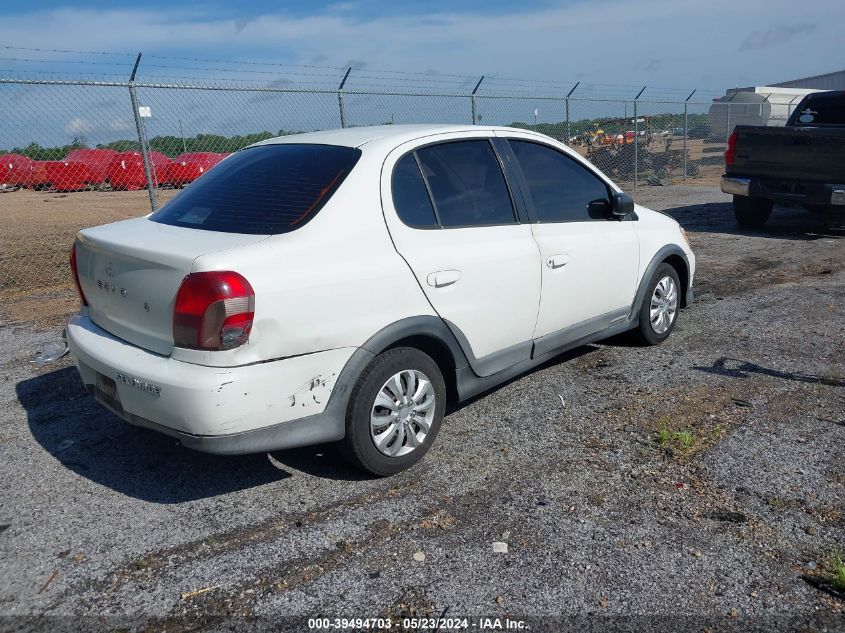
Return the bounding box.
[0,0,842,92]
[0,0,842,148]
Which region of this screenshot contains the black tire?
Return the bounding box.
[339,347,446,476]
[733,195,773,227]
[628,263,681,346]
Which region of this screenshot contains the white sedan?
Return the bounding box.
[67,124,695,475]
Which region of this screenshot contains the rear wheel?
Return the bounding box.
[629,263,681,346]
[340,347,446,476]
[733,195,773,227]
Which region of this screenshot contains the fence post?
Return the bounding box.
[761,92,771,126]
[337,67,351,128]
[788,94,800,122]
[565,81,579,145]
[470,76,484,124]
[725,102,731,143]
[633,86,645,188]
[128,53,157,213]
[683,89,696,180]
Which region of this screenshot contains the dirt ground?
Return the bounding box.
[0,169,722,328]
[0,188,178,324]
[1,184,843,630]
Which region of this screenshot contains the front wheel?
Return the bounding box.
[629,263,681,346]
[339,347,446,476]
[733,195,773,227]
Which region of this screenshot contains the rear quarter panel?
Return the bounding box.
[179,148,437,367]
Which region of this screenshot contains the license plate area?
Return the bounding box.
[95,372,123,413]
[831,188,845,206]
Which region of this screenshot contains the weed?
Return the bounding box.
[656,418,696,452]
[829,551,845,591]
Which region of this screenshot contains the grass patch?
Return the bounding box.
[656,417,696,453]
[829,551,845,591]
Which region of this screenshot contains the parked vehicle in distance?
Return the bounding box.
[722,90,845,227]
[166,152,226,187]
[67,125,695,475]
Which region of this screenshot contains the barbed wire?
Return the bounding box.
[0,45,725,98]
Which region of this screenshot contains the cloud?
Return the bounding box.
[0,1,841,92]
[739,23,817,51]
[64,117,94,136]
[235,17,255,33]
[345,59,368,70]
[63,117,131,138]
[327,2,356,12]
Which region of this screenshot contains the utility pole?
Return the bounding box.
[178,118,187,154]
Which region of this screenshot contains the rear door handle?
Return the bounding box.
[546,254,569,269]
[427,270,461,288]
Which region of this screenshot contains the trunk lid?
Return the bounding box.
[731,125,845,182]
[75,218,268,355]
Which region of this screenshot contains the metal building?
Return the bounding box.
[708,69,845,138]
[769,69,845,91]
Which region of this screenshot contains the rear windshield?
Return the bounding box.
[788,92,845,127]
[150,144,361,234]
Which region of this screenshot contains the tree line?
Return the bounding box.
[4,113,712,159]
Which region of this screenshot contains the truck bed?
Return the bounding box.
[728,125,845,183]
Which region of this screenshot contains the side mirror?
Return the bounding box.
[611,191,635,219]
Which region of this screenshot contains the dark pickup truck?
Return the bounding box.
[721,90,845,227]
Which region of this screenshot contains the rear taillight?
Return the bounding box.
[69,243,88,307]
[173,271,255,351]
[724,130,737,167]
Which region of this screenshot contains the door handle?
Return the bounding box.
[426,270,461,288]
[546,254,569,269]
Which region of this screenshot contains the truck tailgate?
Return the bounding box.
[731,125,845,183]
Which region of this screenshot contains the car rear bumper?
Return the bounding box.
[722,174,845,207]
[66,314,370,454]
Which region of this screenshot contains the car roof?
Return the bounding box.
[252,124,546,150]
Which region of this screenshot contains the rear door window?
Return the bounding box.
[151,144,361,235]
[415,140,516,227]
[790,92,845,126]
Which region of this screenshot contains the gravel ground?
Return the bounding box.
[1,185,843,631]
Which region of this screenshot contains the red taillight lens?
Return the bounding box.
[69,243,88,307]
[724,130,737,167]
[173,271,255,351]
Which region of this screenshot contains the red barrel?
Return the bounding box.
[166,152,226,187]
[43,160,99,192]
[107,151,172,190]
[26,160,50,189]
[65,149,118,184]
[0,153,34,187]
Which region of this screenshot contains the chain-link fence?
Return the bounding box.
[0,55,810,322]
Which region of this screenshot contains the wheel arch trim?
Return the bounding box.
[633,245,692,321]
